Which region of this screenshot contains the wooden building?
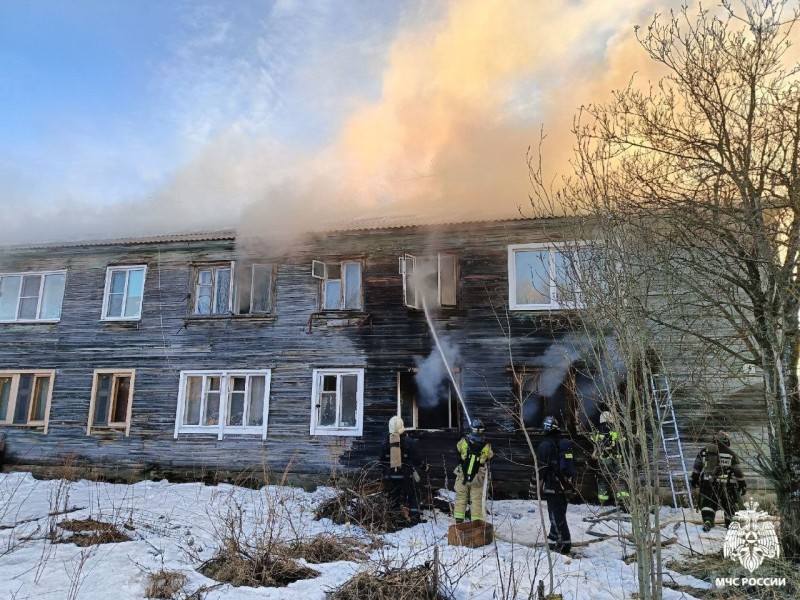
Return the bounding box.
[0,217,766,497]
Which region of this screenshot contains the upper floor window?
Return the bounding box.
[192,262,274,316]
[87,370,135,435]
[174,370,271,439]
[0,271,66,322]
[397,370,461,430]
[102,266,146,320]
[399,253,458,309]
[311,261,362,311]
[0,370,55,432]
[508,243,587,310]
[310,368,364,436]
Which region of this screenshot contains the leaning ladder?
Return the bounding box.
[651,375,695,511]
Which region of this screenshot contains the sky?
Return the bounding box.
[0,0,688,245]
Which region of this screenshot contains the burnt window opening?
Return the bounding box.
[517,366,595,435]
[397,370,461,430]
[192,262,274,316]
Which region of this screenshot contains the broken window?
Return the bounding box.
[174,370,271,439]
[192,262,274,316]
[508,243,589,310]
[398,253,458,309]
[311,260,363,311]
[397,370,461,430]
[102,266,146,320]
[87,370,134,435]
[0,271,66,322]
[310,368,364,435]
[0,370,55,432]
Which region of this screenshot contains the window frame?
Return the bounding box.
[173,369,271,439]
[398,253,458,309]
[191,262,275,317]
[0,370,55,432]
[233,263,275,315]
[396,369,461,430]
[508,242,587,311]
[311,260,363,311]
[309,368,364,436]
[0,270,67,323]
[86,369,136,435]
[101,265,147,321]
[192,262,234,316]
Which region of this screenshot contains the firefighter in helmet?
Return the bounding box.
[453,418,493,523]
[690,430,747,531]
[592,409,630,511]
[379,416,426,525]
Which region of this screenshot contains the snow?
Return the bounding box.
[0,472,725,599]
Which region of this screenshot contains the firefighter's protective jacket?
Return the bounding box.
[690,442,746,491]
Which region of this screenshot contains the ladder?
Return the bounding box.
[650,374,695,511]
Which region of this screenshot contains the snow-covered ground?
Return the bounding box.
[0,472,725,599]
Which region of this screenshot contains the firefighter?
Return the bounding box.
[534,415,573,555]
[379,416,425,525]
[453,418,493,523]
[690,430,747,531]
[592,409,630,511]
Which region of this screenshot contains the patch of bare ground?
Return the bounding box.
[56,518,132,546]
[328,564,449,600]
[666,554,799,600]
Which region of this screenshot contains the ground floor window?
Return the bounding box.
[87,370,135,435]
[397,370,461,430]
[0,370,55,433]
[310,368,364,436]
[174,370,271,439]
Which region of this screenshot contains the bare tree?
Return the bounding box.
[531,0,800,560]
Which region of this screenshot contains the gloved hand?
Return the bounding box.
[738,484,747,496]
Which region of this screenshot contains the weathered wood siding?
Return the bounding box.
[0,220,769,497]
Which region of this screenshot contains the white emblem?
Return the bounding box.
[723,499,780,573]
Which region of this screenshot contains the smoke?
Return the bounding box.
[414,338,461,407]
[3,0,684,246]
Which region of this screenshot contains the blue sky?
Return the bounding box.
[0,0,675,244]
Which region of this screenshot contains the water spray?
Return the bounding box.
[421,295,471,424]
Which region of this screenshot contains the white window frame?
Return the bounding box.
[234,263,274,315]
[0,270,67,323]
[173,369,271,439]
[86,369,135,436]
[508,242,587,311]
[396,369,461,430]
[398,253,458,309]
[0,370,55,433]
[101,265,147,321]
[192,263,234,315]
[311,260,363,311]
[310,368,364,436]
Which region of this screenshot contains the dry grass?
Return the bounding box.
[199,552,318,588]
[56,517,132,546]
[145,569,186,599]
[328,564,449,600]
[284,534,371,564]
[314,480,421,534]
[666,553,800,600]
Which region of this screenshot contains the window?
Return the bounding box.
[0,271,66,322]
[311,260,362,310]
[399,253,458,309]
[87,370,135,435]
[174,370,271,439]
[310,368,364,436]
[0,370,55,432]
[102,266,146,320]
[192,263,274,316]
[397,370,461,429]
[508,243,587,310]
[515,366,582,433]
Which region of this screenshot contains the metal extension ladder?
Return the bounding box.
[650,374,695,511]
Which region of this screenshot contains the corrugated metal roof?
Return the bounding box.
[3,230,236,250]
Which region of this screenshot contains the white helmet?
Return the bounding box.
[388,415,405,435]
